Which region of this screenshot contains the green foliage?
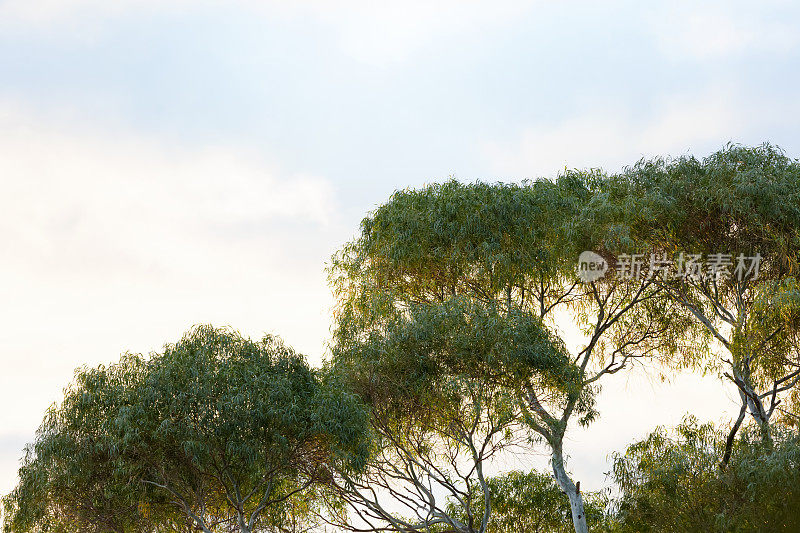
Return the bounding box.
[335,296,582,419]
[8,145,800,533]
[329,178,588,347]
[594,144,800,440]
[447,470,609,533]
[328,177,688,533]
[599,143,800,264]
[609,418,800,533]
[3,326,369,533]
[602,142,800,348]
[328,295,562,531]
[326,179,603,532]
[745,277,800,385]
[2,355,158,533]
[329,179,601,429]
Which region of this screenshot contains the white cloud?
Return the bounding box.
[649,2,800,60]
[481,89,744,178]
[4,0,799,65]
[0,101,343,493]
[283,0,535,65]
[0,0,535,64]
[0,0,175,23]
[0,101,335,276]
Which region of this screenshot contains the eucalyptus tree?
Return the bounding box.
[2,355,170,533]
[604,144,800,450]
[446,470,609,533]
[609,417,800,532]
[3,326,369,533]
[325,296,575,533]
[329,179,685,533]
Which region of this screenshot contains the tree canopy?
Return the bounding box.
[598,144,800,446]
[3,326,369,533]
[327,177,693,533]
[609,418,800,533]
[5,144,800,533]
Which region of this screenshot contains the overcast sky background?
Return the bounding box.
[2,0,800,498]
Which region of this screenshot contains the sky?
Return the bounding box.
[2,0,800,499]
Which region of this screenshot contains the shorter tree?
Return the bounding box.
[447,470,609,533]
[609,417,800,533]
[2,355,163,533]
[326,298,559,533]
[3,325,369,533]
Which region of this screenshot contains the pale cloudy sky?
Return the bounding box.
[1,0,799,497]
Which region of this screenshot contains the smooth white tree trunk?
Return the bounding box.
[551,445,589,533]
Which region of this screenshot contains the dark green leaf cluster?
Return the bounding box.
[329,179,605,425]
[2,355,153,533]
[3,326,370,533]
[608,419,800,533]
[445,469,609,533]
[333,296,583,435]
[599,142,800,274]
[329,178,592,346]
